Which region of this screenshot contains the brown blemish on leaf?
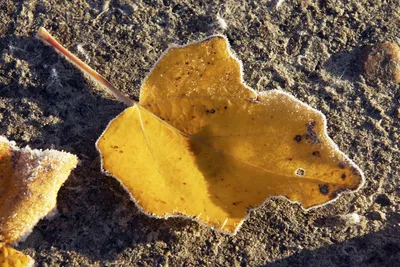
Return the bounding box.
[338,161,346,169]
[319,184,329,195]
[232,201,243,206]
[294,135,302,142]
[305,121,320,144]
[312,151,321,157]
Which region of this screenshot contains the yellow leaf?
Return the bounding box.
[0,243,34,267]
[37,27,364,234]
[96,36,365,234]
[0,137,78,244]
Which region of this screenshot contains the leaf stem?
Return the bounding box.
[37,27,135,106]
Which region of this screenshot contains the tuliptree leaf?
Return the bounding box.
[96,37,365,234]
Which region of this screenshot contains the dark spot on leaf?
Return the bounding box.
[294,135,302,142]
[43,165,53,172]
[192,115,196,119]
[306,121,320,144]
[209,109,216,114]
[319,184,329,195]
[183,182,187,185]
[119,150,123,153]
[341,173,346,180]
[224,106,228,109]
[112,146,119,149]
[350,166,359,174]
[338,161,345,169]
[232,201,242,206]
[312,151,321,157]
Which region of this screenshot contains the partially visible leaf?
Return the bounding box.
[0,242,34,267]
[0,137,78,243]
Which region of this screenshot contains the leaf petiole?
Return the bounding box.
[37,27,135,106]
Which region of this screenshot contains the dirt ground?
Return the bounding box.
[1,0,399,266]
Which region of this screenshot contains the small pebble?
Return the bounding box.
[360,42,400,84]
[341,213,361,225]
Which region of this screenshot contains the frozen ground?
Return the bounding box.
[0,0,399,266]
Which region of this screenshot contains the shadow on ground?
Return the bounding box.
[270,213,400,267]
[1,34,200,263]
[322,47,362,83]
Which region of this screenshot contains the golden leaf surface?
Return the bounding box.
[0,243,33,267]
[97,37,364,234]
[0,137,78,244]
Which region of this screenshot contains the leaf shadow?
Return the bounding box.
[322,47,362,83]
[268,213,400,267]
[0,34,191,263]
